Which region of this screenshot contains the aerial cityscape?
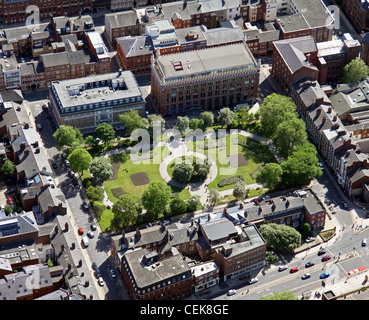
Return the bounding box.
[2,0,369,305]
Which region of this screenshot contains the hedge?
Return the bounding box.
[217,175,245,187]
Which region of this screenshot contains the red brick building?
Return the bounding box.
[342,0,369,33]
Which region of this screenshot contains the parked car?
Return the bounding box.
[301,273,311,280]
[321,255,331,262]
[320,272,330,279]
[87,231,94,238]
[305,237,316,243]
[92,262,101,278]
[68,170,75,178]
[82,202,89,211]
[362,238,367,247]
[98,277,105,286]
[109,269,117,279]
[227,289,237,296]
[318,248,326,256]
[305,261,315,268]
[7,197,13,205]
[78,227,84,235]
[64,159,70,167]
[248,278,258,284]
[278,265,288,272]
[342,202,348,209]
[91,224,97,231]
[290,267,299,273]
[51,160,57,169]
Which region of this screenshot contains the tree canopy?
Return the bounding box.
[119,110,149,136]
[341,57,369,84]
[217,108,235,127]
[96,122,115,146]
[53,125,83,151]
[1,159,15,176]
[111,194,141,229]
[68,148,92,174]
[142,181,172,220]
[89,156,113,182]
[200,111,215,128]
[172,162,194,183]
[256,163,283,190]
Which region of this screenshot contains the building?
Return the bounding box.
[191,262,219,293]
[85,31,111,74]
[116,36,154,75]
[48,71,144,132]
[342,0,369,33]
[275,0,334,43]
[150,43,260,116]
[121,248,192,300]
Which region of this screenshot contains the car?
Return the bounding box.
[78,227,84,235]
[87,231,94,238]
[62,152,68,159]
[362,238,367,247]
[72,177,78,186]
[51,160,57,169]
[322,255,331,262]
[91,224,97,231]
[290,267,299,273]
[64,159,70,167]
[301,273,311,280]
[248,278,258,284]
[320,272,330,279]
[7,197,13,205]
[98,277,105,286]
[278,265,288,272]
[109,269,117,279]
[82,202,89,211]
[305,237,315,243]
[342,202,348,209]
[227,289,237,296]
[20,57,25,63]
[318,248,326,256]
[36,123,42,131]
[92,262,101,278]
[305,261,315,268]
[68,170,75,178]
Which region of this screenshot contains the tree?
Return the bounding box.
[1,159,15,176]
[85,185,104,203]
[260,290,298,301]
[148,114,166,137]
[281,142,322,187]
[259,223,301,253]
[193,160,210,181]
[209,188,219,206]
[142,181,172,220]
[275,113,307,157]
[259,93,297,137]
[187,195,201,212]
[233,180,246,200]
[90,156,113,182]
[217,108,234,127]
[232,107,252,129]
[257,163,283,190]
[169,197,188,215]
[84,135,98,148]
[119,110,148,136]
[200,111,214,128]
[189,118,205,130]
[4,204,12,215]
[172,163,194,183]
[341,57,369,84]
[111,194,141,229]
[96,122,115,146]
[176,116,190,134]
[53,125,83,151]
[68,148,92,175]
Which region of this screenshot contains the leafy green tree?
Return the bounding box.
[281,142,322,187]
[233,180,246,200]
[176,116,190,134]
[260,290,298,300]
[193,160,210,181]
[90,156,113,182]
[275,113,307,157]
[148,114,166,137]
[200,111,214,128]
[260,223,301,253]
[142,181,172,220]
[232,107,252,129]
[84,135,98,148]
[187,195,201,212]
[257,163,283,190]
[169,197,188,215]
[53,125,83,151]
[300,223,312,239]
[68,148,92,175]
[92,201,106,218]
[259,94,297,137]
[217,108,234,127]
[341,57,369,84]
[189,118,205,130]
[119,110,148,136]
[172,163,194,183]
[4,204,12,215]
[85,186,104,203]
[96,122,115,146]
[1,159,15,176]
[209,188,219,206]
[111,194,141,229]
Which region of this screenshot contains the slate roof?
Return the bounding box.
[116,35,154,57]
[200,218,238,242]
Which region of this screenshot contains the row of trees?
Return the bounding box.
[256,94,322,190]
[111,181,201,229]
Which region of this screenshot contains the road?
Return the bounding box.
[23,91,123,300]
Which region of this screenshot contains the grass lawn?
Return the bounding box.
[186,134,275,192]
[103,146,191,203]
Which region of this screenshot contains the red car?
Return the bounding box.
[7,197,13,205]
[290,267,299,273]
[78,227,84,235]
[322,255,331,262]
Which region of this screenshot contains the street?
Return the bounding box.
[24,91,123,300]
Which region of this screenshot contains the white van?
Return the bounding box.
[82,236,89,247]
